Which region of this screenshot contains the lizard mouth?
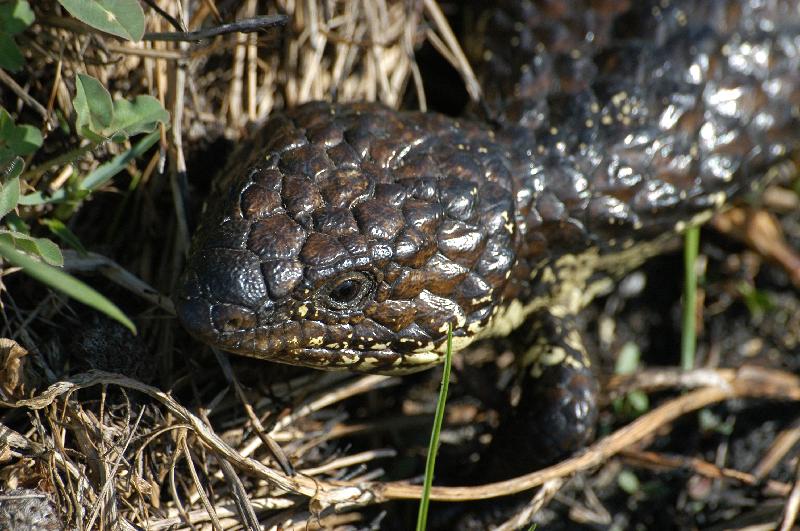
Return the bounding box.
[278,348,441,374]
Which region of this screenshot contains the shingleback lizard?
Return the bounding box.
[176,0,800,457]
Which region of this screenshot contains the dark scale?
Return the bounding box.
[176,0,800,464]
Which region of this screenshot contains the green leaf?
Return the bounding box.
[33,237,64,266]
[617,469,640,495]
[0,107,12,137]
[0,108,42,162]
[79,128,160,191]
[738,282,774,318]
[681,226,700,371]
[614,342,641,375]
[40,218,89,255]
[57,0,145,41]
[625,390,650,414]
[11,233,39,256]
[18,188,67,206]
[0,1,34,72]
[0,1,35,34]
[73,74,114,140]
[698,409,735,436]
[4,212,27,234]
[612,342,649,417]
[8,123,42,155]
[72,75,168,142]
[18,129,160,207]
[109,95,169,139]
[0,32,23,71]
[0,238,135,333]
[1,230,63,265]
[0,176,19,218]
[56,108,70,135]
[1,156,24,180]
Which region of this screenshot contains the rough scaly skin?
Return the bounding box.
[176,0,800,376]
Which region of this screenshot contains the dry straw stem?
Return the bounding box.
[493,477,566,531]
[377,365,800,502]
[752,416,800,482]
[779,456,800,531]
[61,250,175,314]
[3,364,799,516]
[0,68,53,126]
[621,449,794,496]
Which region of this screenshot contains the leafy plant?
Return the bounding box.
[0,104,147,333]
[0,0,170,333]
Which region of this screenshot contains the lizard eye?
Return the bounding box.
[321,272,374,310]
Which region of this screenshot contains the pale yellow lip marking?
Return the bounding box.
[340,353,358,365]
[403,351,441,364]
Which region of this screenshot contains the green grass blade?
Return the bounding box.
[19,129,159,206]
[0,239,136,333]
[40,218,89,255]
[681,226,700,370]
[416,325,453,531]
[79,129,160,191]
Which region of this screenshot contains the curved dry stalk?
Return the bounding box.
[619,449,792,496]
[374,366,800,502]
[604,367,734,396]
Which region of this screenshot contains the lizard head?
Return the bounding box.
[176,102,517,373]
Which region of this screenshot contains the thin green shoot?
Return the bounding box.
[416,324,453,531]
[681,226,700,371]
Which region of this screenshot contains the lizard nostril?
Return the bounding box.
[211,304,257,333]
[221,316,243,332]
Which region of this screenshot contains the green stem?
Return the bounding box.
[22,141,97,182]
[681,226,700,371]
[416,325,453,531]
